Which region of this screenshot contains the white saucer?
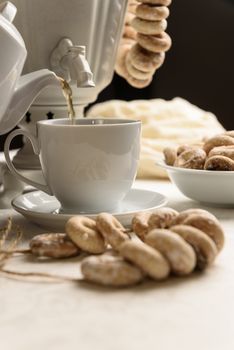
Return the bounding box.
[12,189,167,231]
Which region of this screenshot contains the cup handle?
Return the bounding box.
[4,129,53,195]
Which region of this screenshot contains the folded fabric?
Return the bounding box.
[87,97,225,178]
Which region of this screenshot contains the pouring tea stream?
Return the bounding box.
[0,1,95,134]
[0,0,128,209]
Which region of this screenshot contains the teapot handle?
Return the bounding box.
[4,129,53,195]
[0,2,17,22]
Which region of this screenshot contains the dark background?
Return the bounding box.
[1,0,234,150]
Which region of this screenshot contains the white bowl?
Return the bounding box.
[156,160,234,207]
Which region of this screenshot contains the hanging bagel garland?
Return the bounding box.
[115,0,172,88]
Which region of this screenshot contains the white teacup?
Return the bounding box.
[4,118,141,213]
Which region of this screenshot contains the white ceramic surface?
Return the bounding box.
[12,188,167,231]
[5,118,141,213]
[0,1,25,122]
[157,160,234,207]
[0,1,61,134]
[6,0,128,108]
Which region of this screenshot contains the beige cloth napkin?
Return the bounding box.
[87,97,225,178]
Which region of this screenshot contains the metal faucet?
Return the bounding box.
[50,38,95,87]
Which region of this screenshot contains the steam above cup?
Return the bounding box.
[4,118,141,213]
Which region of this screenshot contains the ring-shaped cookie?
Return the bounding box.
[136,0,172,6]
[183,214,225,252]
[171,209,217,226]
[145,229,196,276]
[136,4,170,21]
[96,213,129,250]
[132,211,152,240]
[170,225,218,270]
[65,216,106,254]
[204,155,234,171]
[176,144,200,156]
[119,240,170,280]
[136,32,172,53]
[203,135,234,154]
[148,207,179,230]
[131,17,167,35]
[126,51,153,80]
[115,43,132,78]
[81,253,144,287]
[129,43,165,72]
[163,147,177,166]
[174,148,207,169]
[127,72,153,88]
[208,145,234,161]
[30,233,80,259]
[128,2,138,15]
[125,12,135,25]
[123,24,137,40]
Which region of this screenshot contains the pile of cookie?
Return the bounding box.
[29,207,224,287]
[115,0,172,88]
[164,130,234,171]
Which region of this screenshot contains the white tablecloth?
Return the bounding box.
[0,179,234,350]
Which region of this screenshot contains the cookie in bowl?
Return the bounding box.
[156,131,234,207]
[163,131,234,171]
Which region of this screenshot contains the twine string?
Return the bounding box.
[0,268,82,283]
[0,218,83,283]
